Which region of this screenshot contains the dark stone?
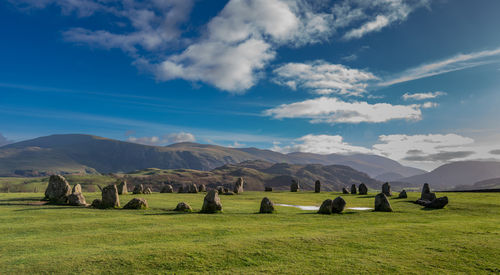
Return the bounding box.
[91,199,102,208]
[234,177,244,194]
[314,180,321,193]
[123,198,148,209]
[358,183,368,195]
[265,186,273,192]
[223,187,229,193]
[198,184,206,192]
[216,186,224,194]
[398,190,408,199]
[374,193,392,212]
[259,197,275,213]
[133,184,144,194]
[290,179,299,192]
[188,183,198,193]
[223,191,235,195]
[351,184,357,194]
[382,182,392,196]
[174,202,192,212]
[161,184,173,193]
[101,184,120,208]
[117,180,128,195]
[420,183,436,201]
[44,175,71,204]
[342,187,349,194]
[425,196,449,209]
[201,190,222,213]
[318,199,333,214]
[332,196,346,213]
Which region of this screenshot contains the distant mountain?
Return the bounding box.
[397,161,500,189]
[0,134,425,179]
[125,160,381,191]
[452,177,500,191]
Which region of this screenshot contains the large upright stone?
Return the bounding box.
[117,180,128,195]
[290,180,299,192]
[68,184,87,206]
[314,180,321,193]
[351,184,357,194]
[420,183,436,201]
[201,190,222,213]
[44,175,71,204]
[123,198,148,209]
[233,177,244,194]
[318,199,333,214]
[101,184,120,208]
[133,184,144,194]
[374,193,392,212]
[188,183,198,193]
[259,197,275,213]
[398,190,408,199]
[161,184,174,193]
[342,187,349,194]
[332,196,346,213]
[358,183,368,195]
[382,182,392,197]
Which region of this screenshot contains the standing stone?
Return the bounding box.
[161,184,174,193]
[290,180,299,192]
[216,186,224,194]
[265,186,273,192]
[351,184,357,194]
[332,196,346,213]
[382,182,392,197]
[44,175,71,204]
[117,180,128,195]
[314,180,321,193]
[201,190,222,213]
[144,187,153,194]
[174,202,192,212]
[318,199,333,214]
[91,199,102,208]
[101,184,120,208]
[123,198,148,209]
[178,185,185,193]
[342,187,349,194]
[68,184,87,206]
[358,183,368,195]
[233,177,244,194]
[199,184,206,192]
[374,193,392,212]
[223,187,229,193]
[133,184,144,194]
[188,183,199,193]
[398,190,408,199]
[426,197,448,209]
[259,197,275,213]
[420,183,436,201]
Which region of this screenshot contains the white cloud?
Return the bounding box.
[402,91,446,100]
[420,102,438,109]
[381,46,500,86]
[272,134,372,154]
[273,61,377,96]
[127,132,195,146]
[264,97,422,124]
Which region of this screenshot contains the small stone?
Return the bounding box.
[332,196,346,213]
[161,184,174,193]
[425,197,449,209]
[351,184,357,194]
[314,180,321,193]
[188,183,198,193]
[233,177,244,194]
[117,180,128,195]
[382,182,392,196]
[216,186,224,194]
[358,183,368,195]
[398,190,408,199]
[198,184,206,192]
[374,193,392,212]
[174,202,192,212]
[201,190,222,213]
[342,187,349,194]
[290,179,299,192]
[91,199,102,208]
[223,191,235,195]
[318,199,333,214]
[123,198,148,209]
[133,184,144,194]
[144,187,153,194]
[68,184,87,206]
[259,197,275,213]
[265,186,273,192]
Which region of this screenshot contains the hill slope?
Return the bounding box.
[0,134,424,178]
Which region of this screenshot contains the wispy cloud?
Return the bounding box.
[381,47,500,86]
[127,132,195,146]
[402,91,447,100]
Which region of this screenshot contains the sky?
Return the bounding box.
[1,0,500,171]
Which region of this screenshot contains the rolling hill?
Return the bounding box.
[0,134,425,179]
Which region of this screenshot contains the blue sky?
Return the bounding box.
[1,0,500,170]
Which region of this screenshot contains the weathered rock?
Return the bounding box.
[290,179,299,192]
[101,184,120,208]
[382,182,392,197]
[117,180,128,195]
[188,183,198,193]
[72,184,82,194]
[420,183,436,201]
[259,197,275,213]
[68,184,87,206]
[144,187,153,194]
[342,187,349,194]
[198,184,206,192]
[398,190,408,199]
[133,184,144,194]
[216,186,224,194]
[201,190,222,213]
[358,183,368,195]
[425,196,449,209]
[161,184,174,193]
[44,175,71,204]
[332,196,346,213]
[374,193,392,212]
[318,199,333,214]
[223,187,229,193]
[91,199,102,208]
[174,202,192,212]
[233,177,244,194]
[314,180,321,193]
[265,186,273,192]
[123,198,148,209]
[351,184,357,194]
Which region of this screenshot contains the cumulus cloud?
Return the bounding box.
[127,132,195,146]
[271,134,372,154]
[273,61,377,96]
[381,46,500,86]
[402,91,447,100]
[0,133,14,147]
[264,97,422,124]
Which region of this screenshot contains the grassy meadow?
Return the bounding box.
[0,191,499,274]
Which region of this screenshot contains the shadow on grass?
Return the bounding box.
[0,197,44,202]
[357,195,376,199]
[13,205,77,211]
[298,211,357,215]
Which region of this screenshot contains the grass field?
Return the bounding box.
[0,191,499,274]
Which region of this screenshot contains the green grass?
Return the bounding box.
[0,191,499,274]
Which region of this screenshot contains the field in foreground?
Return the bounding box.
[0,191,499,274]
